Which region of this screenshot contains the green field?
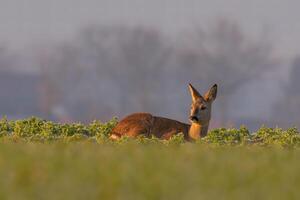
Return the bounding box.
[0,117,300,199]
[1,144,300,200]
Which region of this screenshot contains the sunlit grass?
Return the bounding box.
[0,144,299,200]
[0,117,300,199]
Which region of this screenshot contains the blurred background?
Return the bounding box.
[0,0,299,130]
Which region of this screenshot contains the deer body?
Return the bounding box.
[110,84,217,141]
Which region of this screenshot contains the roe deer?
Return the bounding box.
[110,84,217,141]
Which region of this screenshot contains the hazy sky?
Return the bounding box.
[1,0,300,59]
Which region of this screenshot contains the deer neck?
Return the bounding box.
[188,122,209,140]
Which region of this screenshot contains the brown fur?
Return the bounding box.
[110,84,217,141]
[111,113,191,140]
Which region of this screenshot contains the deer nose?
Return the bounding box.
[189,116,199,122]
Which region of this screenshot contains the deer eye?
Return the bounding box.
[200,106,207,110]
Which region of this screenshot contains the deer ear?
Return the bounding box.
[188,83,203,102]
[204,84,218,102]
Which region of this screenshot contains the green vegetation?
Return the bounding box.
[0,117,300,147]
[0,117,300,199]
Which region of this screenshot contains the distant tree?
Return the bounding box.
[39,21,277,124]
[272,56,300,127]
[38,44,81,117]
[40,26,172,121]
[175,20,277,125]
[78,26,172,114]
[285,57,300,95]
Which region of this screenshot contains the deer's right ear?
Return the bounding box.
[188,83,202,102]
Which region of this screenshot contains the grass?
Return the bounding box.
[0,144,299,200]
[0,117,300,199]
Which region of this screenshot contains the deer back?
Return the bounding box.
[111,113,190,140]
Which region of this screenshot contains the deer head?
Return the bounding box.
[188,83,218,126]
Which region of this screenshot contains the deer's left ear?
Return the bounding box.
[204,84,218,102]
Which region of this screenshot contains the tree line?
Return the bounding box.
[1,19,297,129]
